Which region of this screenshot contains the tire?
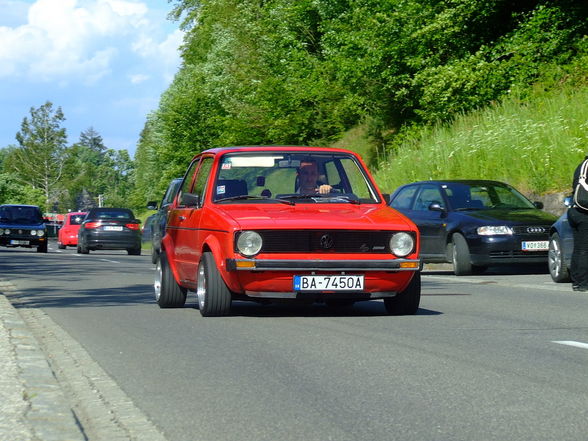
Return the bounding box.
[79,240,89,254]
[384,272,421,315]
[548,233,571,283]
[154,252,187,308]
[452,233,472,276]
[196,252,232,317]
[58,242,66,249]
[37,243,48,253]
[128,247,141,256]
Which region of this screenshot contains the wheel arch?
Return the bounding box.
[201,233,240,293]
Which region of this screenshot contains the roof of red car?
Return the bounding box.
[201,145,357,155]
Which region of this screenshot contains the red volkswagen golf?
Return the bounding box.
[155,146,421,317]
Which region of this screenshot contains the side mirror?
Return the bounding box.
[147,201,158,210]
[533,201,544,209]
[180,192,200,207]
[428,202,445,212]
[382,194,391,205]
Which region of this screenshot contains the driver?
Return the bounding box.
[297,160,332,195]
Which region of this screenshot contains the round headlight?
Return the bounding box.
[37,230,45,237]
[390,232,414,257]
[4,229,10,235]
[0,229,3,234]
[31,230,37,236]
[237,231,262,257]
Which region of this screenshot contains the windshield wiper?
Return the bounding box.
[216,195,294,205]
[277,194,360,204]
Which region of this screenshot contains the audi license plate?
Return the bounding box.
[294,275,364,291]
[521,241,548,251]
[104,226,123,231]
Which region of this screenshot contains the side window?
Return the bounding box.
[177,159,201,207]
[391,186,418,210]
[193,157,214,202]
[413,186,443,211]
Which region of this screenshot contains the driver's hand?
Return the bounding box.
[317,184,332,194]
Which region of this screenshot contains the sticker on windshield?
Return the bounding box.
[221,163,232,170]
[217,185,226,195]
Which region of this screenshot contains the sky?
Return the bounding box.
[0,0,184,157]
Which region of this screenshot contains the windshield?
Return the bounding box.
[443,182,536,210]
[0,205,44,224]
[213,152,379,204]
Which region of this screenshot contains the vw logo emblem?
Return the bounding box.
[320,234,334,250]
[526,226,545,234]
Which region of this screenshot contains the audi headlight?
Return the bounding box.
[236,231,262,257]
[390,232,414,257]
[477,226,513,235]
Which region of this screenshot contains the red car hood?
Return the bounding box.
[215,204,416,231]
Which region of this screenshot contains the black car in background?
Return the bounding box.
[147,177,182,263]
[0,204,48,253]
[77,207,142,255]
[548,198,573,283]
[389,180,558,275]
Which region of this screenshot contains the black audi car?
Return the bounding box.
[77,207,141,255]
[0,204,48,253]
[389,180,558,275]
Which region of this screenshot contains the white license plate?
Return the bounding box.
[10,240,29,245]
[521,240,548,251]
[104,226,123,231]
[293,275,364,291]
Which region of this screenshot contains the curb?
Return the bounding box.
[0,283,85,441]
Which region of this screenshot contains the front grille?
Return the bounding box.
[5,229,36,239]
[251,230,403,253]
[511,225,551,236]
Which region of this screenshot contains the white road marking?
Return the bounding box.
[99,259,120,264]
[552,341,588,350]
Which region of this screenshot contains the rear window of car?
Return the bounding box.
[69,214,86,225]
[88,209,134,220]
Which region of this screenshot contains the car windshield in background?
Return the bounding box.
[213,152,379,204]
[444,182,536,211]
[0,205,43,224]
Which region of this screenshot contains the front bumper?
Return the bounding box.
[226,258,421,272]
[0,236,46,248]
[468,235,549,266]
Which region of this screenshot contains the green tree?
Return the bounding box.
[6,102,67,211]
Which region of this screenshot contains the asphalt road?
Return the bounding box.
[2,242,588,441]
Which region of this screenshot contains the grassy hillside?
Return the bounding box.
[370,83,588,196]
